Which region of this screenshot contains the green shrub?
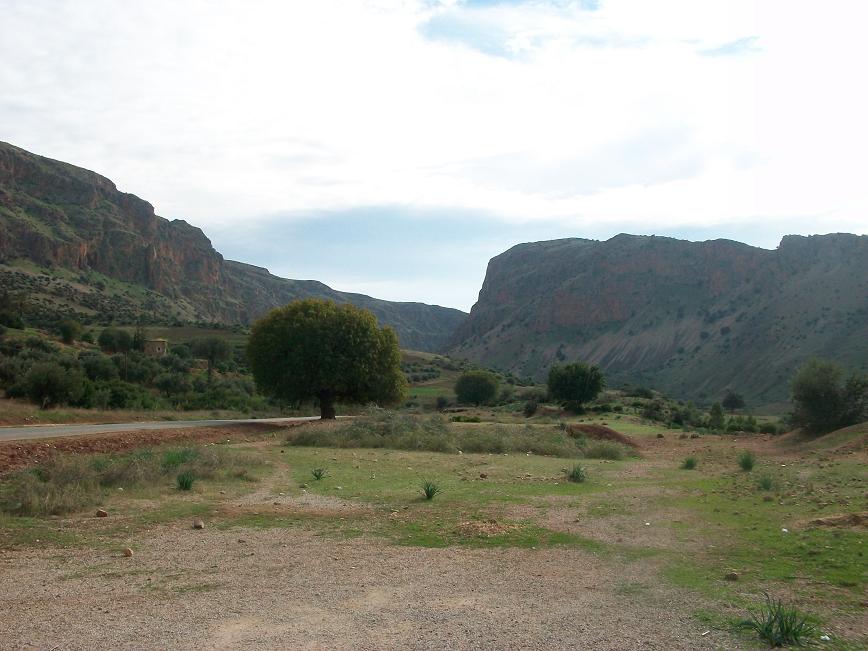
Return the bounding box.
[523,398,539,417]
[421,480,441,500]
[23,362,86,408]
[757,474,774,491]
[742,593,816,647]
[759,422,780,435]
[566,465,587,483]
[311,467,327,480]
[681,456,698,470]
[454,371,498,405]
[584,442,626,460]
[738,451,756,472]
[176,471,195,491]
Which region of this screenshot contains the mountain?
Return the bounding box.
[0,142,465,351]
[449,233,868,405]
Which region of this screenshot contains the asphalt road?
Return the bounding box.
[0,417,320,442]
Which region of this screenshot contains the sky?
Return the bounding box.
[1,0,867,311]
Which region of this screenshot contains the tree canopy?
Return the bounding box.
[246,299,406,419]
[547,362,605,412]
[721,390,745,413]
[454,370,498,405]
[790,358,867,435]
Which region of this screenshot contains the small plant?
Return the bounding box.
[681,456,698,470]
[742,592,816,647]
[584,442,625,460]
[566,465,587,483]
[757,474,774,491]
[421,480,441,500]
[739,450,756,472]
[311,467,327,480]
[176,471,195,491]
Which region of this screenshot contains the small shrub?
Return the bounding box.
[739,451,756,472]
[566,465,587,483]
[742,593,816,647]
[176,471,195,491]
[584,442,625,460]
[759,422,779,435]
[523,398,538,417]
[435,396,449,411]
[311,467,327,480]
[421,480,441,500]
[757,474,774,491]
[681,456,698,470]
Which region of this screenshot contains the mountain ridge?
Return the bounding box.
[0,141,466,351]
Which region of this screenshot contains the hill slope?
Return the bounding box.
[0,142,465,351]
[449,233,868,404]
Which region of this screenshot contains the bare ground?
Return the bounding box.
[0,525,741,650]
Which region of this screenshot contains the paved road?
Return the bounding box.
[0,417,320,442]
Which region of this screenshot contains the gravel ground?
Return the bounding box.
[0,524,743,650]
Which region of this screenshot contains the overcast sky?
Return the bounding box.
[2,0,867,311]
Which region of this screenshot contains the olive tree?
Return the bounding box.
[247,299,406,419]
[791,358,867,435]
[454,370,498,405]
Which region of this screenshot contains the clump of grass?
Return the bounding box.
[739,450,756,471]
[566,465,587,483]
[681,456,698,470]
[287,407,585,458]
[584,442,626,460]
[421,480,441,500]
[742,593,816,647]
[757,474,774,491]
[311,467,327,480]
[0,445,261,517]
[176,471,195,491]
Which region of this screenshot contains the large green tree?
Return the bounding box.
[790,358,867,435]
[454,370,498,406]
[547,362,605,413]
[247,299,406,419]
[192,337,232,378]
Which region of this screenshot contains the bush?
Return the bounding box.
[523,398,539,417]
[584,442,626,460]
[435,396,449,411]
[58,319,82,344]
[707,402,725,430]
[566,465,587,482]
[738,451,756,471]
[681,456,698,470]
[742,593,816,647]
[311,467,327,480]
[176,471,195,491]
[98,327,133,353]
[757,474,774,491]
[454,371,498,406]
[22,362,86,408]
[759,422,780,435]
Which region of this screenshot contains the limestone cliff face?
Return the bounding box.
[450,233,868,404]
[0,142,465,351]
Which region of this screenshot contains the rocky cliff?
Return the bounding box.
[449,233,868,404]
[0,142,465,351]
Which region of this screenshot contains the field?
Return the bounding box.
[0,416,865,649]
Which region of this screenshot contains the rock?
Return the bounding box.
[656,433,664,438]
[479,473,488,479]
[724,571,739,581]
[763,495,774,502]
[96,509,108,518]
[192,519,205,530]
[122,548,134,557]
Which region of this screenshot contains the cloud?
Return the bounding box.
[699,35,760,57]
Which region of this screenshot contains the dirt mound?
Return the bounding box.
[808,512,867,528]
[776,422,868,454]
[0,422,304,474]
[455,519,520,538]
[567,424,640,449]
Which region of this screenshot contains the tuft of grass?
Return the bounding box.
[757,474,774,491]
[311,467,327,481]
[566,465,587,483]
[681,456,698,470]
[584,442,626,460]
[741,593,816,647]
[176,471,195,491]
[739,451,756,472]
[421,480,441,500]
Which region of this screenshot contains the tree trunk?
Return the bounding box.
[319,394,336,420]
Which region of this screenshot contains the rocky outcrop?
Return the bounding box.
[0,141,465,351]
[450,233,868,404]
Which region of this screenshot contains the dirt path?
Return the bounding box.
[0,524,741,650]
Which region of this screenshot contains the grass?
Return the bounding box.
[742,593,816,647]
[739,450,756,471]
[566,465,587,482]
[680,456,698,470]
[584,441,627,460]
[421,480,441,500]
[311,467,327,480]
[0,446,261,516]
